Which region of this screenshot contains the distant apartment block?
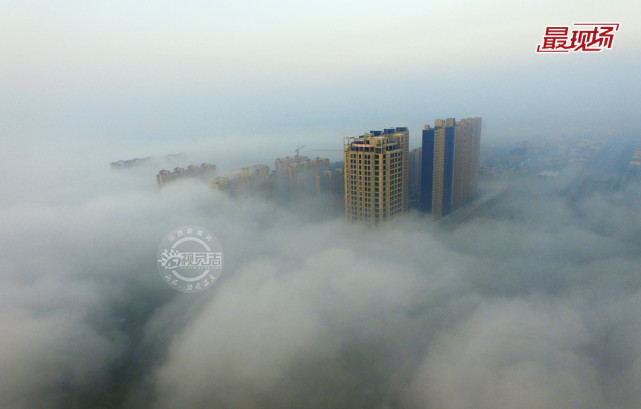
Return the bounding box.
[289,158,330,195]
[409,147,422,202]
[157,163,216,187]
[344,127,409,225]
[316,168,344,197]
[421,117,481,218]
[211,165,274,197]
[274,155,308,176]
[508,146,528,171]
[274,155,331,196]
[110,157,152,169]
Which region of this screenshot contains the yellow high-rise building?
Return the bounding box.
[344,127,409,225]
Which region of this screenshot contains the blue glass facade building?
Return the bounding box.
[421,118,473,218]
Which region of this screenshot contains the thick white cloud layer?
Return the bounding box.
[1,154,640,408]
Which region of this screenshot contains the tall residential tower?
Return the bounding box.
[421,117,481,218]
[344,127,409,225]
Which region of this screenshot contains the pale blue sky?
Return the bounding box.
[1,0,639,163]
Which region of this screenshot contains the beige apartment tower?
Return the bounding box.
[421,117,481,217]
[453,118,482,209]
[344,127,409,225]
[211,165,274,196]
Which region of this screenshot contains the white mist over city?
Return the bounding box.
[1,1,641,408]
